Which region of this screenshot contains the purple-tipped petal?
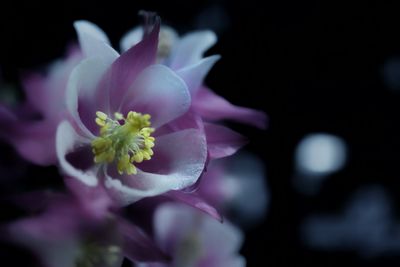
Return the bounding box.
[121,65,191,128]
[176,55,220,96]
[170,30,217,70]
[74,20,119,65]
[120,26,144,52]
[193,86,268,129]
[56,121,98,186]
[119,219,169,263]
[204,123,248,159]
[104,129,207,205]
[166,190,223,222]
[100,18,160,112]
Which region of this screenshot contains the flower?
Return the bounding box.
[0,46,82,165]
[198,152,269,228]
[136,202,246,267]
[120,25,267,129]
[56,15,208,205]
[7,179,167,267]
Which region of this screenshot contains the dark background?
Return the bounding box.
[1,1,400,266]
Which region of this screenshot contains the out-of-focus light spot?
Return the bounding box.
[295,133,347,177]
[301,186,400,258]
[382,57,400,90]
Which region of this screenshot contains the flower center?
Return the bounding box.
[76,242,121,267]
[91,111,155,175]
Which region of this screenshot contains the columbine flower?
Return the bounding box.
[56,15,208,205]
[137,203,246,267]
[120,24,267,129]
[0,46,82,165]
[7,179,167,267]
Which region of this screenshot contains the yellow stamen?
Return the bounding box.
[91,111,155,175]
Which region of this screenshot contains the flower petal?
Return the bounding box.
[74,20,119,65]
[0,104,60,165]
[121,65,191,129]
[11,120,59,165]
[153,203,245,266]
[120,26,143,52]
[66,57,109,137]
[176,55,220,96]
[119,219,169,263]
[169,30,217,70]
[205,123,248,159]
[166,190,223,222]
[22,46,83,119]
[56,121,98,186]
[102,18,160,111]
[193,86,268,129]
[104,129,207,205]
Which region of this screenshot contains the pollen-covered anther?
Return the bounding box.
[91,111,155,175]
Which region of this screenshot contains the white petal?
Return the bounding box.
[176,55,220,96]
[74,20,119,65]
[169,30,217,70]
[56,121,98,186]
[66,58,109,138]
[104,129,207,205]
[121,64,191,129]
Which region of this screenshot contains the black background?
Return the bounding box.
[1,1,400,266]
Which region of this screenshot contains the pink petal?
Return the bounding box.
[119,219,169,263]
[0,104,60,165]
[121,65,191,128]
[176,55,220,96]
[193,86,268,129]
[12,119,59,165]
[22,47,83,119]
[104,129,207,205]
[56,121,98,186]
[170,30,217,70]
[166,190,223,222]
[64,177,115,220]
[100,18,160,112]
[204,123,248,159]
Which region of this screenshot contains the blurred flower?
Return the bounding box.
[198,152,268,228]
[137,203,246,267]
[0,47,82,165]
[57,17,209,206]
[301,186,400,257]
[6,179,167,267]
[120,24,267,129]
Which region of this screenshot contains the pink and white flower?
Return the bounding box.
[7,180,167,267]
[137,203,246,267]
[57,16,208,205]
